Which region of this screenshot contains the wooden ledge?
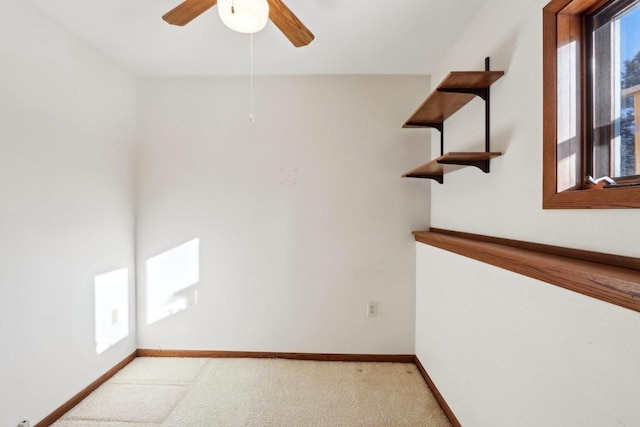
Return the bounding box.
[414,228,640,312]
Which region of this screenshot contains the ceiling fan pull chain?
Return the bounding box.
[249,32,255,124]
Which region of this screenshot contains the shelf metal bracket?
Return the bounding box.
[437,87,489,101]
[437,158,491,173]
[406,173,444,184]
[406,123,442,132]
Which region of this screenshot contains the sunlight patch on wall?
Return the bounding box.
[94,268,129,354]
[557,40,579,191]
[146,238,200,325]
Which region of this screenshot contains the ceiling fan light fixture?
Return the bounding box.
[218,0,270,34]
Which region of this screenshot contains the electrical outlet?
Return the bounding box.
[111,308,118,325]
[367,301,377,317]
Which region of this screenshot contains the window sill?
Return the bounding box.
[543,185,640,209]
[414,228,640,312]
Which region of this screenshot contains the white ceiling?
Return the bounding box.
[29,0,487,76]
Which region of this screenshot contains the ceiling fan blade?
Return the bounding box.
[163,0,218,26]
[267,0,314,47]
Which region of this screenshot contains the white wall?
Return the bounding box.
[416,244,640,427]
[136,75,430,354]
[415,0,640,425]
[0,3,137,425]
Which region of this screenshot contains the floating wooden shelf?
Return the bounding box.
[403,71,504,128]
[402,152,502,184]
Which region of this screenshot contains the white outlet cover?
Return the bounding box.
[367,301,377,317]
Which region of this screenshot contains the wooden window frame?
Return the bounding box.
[543,0,640,208]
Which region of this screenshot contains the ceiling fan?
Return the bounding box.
[162,0,314,47]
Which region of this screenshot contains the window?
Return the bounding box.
[543,0,640,208]
[588,0,640,179]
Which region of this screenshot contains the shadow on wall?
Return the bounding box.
[491,125,515,154]
[490,27,520,74]
[146,238,200,325]
[94,268,130,354]
[557,40,580,191]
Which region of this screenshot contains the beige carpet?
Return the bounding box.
[52,357,452,427]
